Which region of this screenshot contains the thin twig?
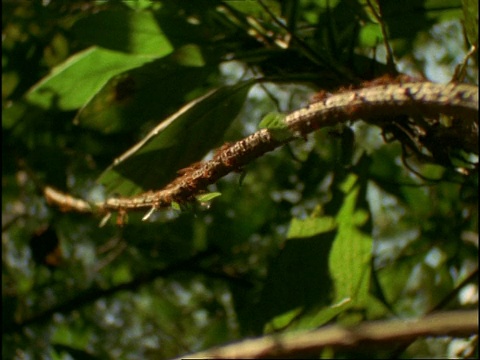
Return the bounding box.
[366,0,397,74]
[4,248,218,334]
[256,0,354,81]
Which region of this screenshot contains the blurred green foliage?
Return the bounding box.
[2,0,477,359]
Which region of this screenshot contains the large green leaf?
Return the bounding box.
[25,47,155,111]
[261,173,373,332]
[329,173,373,305]
[287,216,337,238]
[72,9,173,56]
[254,199,344,331]
[98,81,254,196]
[74,45,216,134]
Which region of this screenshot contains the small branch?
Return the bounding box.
[175,310,478,359]
[366,0,396,74]
[2,213,28,232]
[3,249,221,334]
[431,268,479,312]
[452,45,478,83]
[44,80,478,219]
[256,0,356,80]
[44,185,93,213]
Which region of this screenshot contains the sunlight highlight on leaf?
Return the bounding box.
[73,9,174,56]
[329,173,372,305]
[25,47,152,110]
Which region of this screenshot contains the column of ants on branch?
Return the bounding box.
[43,74,479,226]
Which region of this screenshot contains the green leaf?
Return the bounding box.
[254,233,335,331]
[287,216,337,239]
[226,0,281,18]
[258,112,291,141]
[74,46,215,134]
[98,81,254,196]
[358,23,384,48]
[329,173,372,305]
[2,101,29,129]
[72,9,174,56]
[290,298,353,331]
[25,47,153,111]
[462,0,478,46]
[171,201,181,211]
[258,112,286,129]
[196,192,222,202]
[170,44,206,67]
[264,307,303,333]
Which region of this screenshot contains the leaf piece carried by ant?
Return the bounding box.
[258,112,292,141]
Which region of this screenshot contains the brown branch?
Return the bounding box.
[44,185,93,213]
[44,80,478,219]
[174,309,478,359]
[388,267,479,357]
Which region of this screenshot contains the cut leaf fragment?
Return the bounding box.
[258,112,291,141]
[196,192,222,202]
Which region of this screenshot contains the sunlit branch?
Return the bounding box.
[43,80,478,222]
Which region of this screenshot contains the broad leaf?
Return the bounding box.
[98,81,254,196]
[329,173,373,305]
[72,9,174,56]
[287,216,337,239]
[25,47,154,111]
[254,232,336,332]
[74,45,215,134]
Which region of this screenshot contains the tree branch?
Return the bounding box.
[3,249,245,334]
[175,310,478,359]
[44,80,478,220]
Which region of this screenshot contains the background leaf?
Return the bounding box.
[72,9,174,56]
[462,0,479,46]
[25,47,153,110]
[329,173,372,305]
[253,232,336,332]
[287,216,337,238]
[74,45,216,134]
